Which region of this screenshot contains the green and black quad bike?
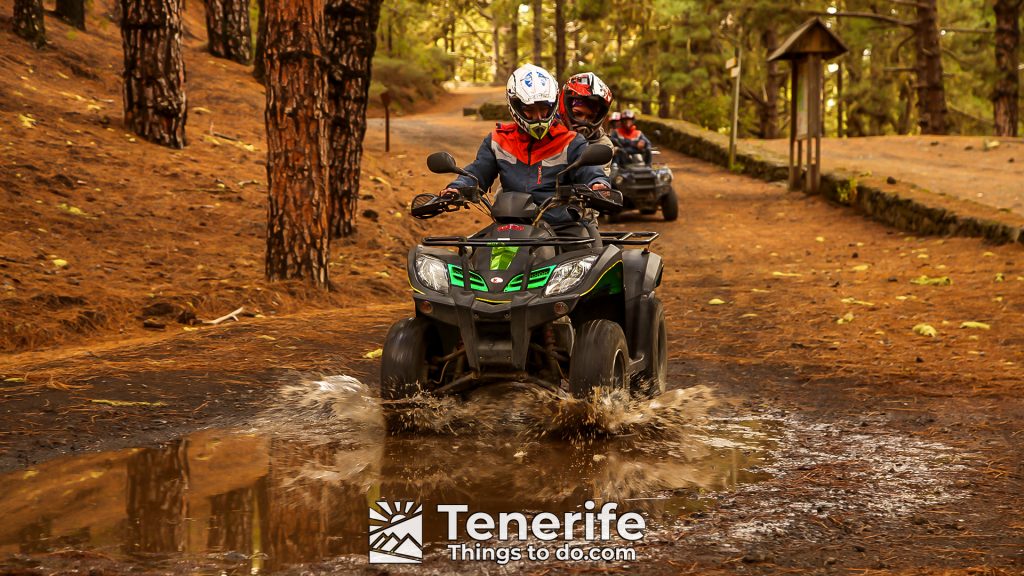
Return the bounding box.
[380,144,667,417]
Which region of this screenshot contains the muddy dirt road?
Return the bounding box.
[1,94,1023,575]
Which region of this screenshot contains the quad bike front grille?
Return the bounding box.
[447,264,555,293]
[448,264,488,291]
[503,266,554,292]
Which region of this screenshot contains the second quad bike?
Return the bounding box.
[609,150,678,221]
[380,144,668,413]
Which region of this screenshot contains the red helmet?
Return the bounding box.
[557,72,613,139]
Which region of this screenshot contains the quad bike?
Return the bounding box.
[380,144,667,415]
[608,149,678,222]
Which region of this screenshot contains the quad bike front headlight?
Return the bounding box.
[414,255,449,294]
[544,255,598,297]
[657,170,673,183]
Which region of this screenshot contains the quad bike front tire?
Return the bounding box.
[380,317,432,401]
[661,187,679,222]
[569,320,629,400]
[633,296,668,398]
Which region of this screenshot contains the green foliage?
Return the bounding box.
[371,51,452,111]
[378,0,1012,136]
[577,0,611,21]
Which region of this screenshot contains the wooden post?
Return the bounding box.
[768,17,848,195]
[788,65,798,190]
[381,90,391,153]
[728,32,742,170]
[810,54,821,193]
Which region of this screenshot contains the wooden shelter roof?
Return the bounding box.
[768,17,849,62]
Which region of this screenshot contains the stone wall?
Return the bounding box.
[637,117,1023,246]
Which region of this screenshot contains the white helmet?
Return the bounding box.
[506,64,558,140]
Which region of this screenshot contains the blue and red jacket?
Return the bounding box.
[611,125,651,155]
[450,122,610,223]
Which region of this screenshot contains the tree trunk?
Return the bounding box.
[120,0,188,148]
[253,0,267,81]
[657,83,670,118]
[205,0,252,64]
[913,0,948,134]
[836,63,845,137]
[492,18,503,83]
[324,0,382,239]
[992,0,1020,137]
[55,0,86,30]
[264,0,330,286]
[532,0,541,65]
[554,0,565,80]
[13,0,46,48]
[506,8,518,74]
[761,28,780,139]
[573,21,580,65]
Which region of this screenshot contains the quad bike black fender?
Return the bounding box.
[621,250,664,367]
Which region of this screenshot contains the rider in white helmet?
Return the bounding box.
[444,64,610,223]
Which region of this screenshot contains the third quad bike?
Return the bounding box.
[380,145,667,411]
[609,149,678,221]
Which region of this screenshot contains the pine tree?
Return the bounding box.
[324,0,383,238]
[264,0,330,286]
[13,0,46,48]
[120,0,188,148]
[992,0,1021,136]
[55,0,87,31]
[205,0,253,64]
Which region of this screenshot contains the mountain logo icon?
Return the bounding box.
[369,500,423,564]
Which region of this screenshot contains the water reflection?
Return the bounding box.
[0,380,777,573]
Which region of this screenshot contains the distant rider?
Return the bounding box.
[557,72,615,176]
[611,109,652,166]
[443,64,610,224]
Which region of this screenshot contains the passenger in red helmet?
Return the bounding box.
[557,72,615,176]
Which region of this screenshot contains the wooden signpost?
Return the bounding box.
[726,50,741,170]
[381,90,392,153]
[768,18,848,194]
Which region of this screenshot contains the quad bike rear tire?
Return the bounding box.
[569,320,629,400]
[633,296,667,397]
[380,317,431,401]
[661,187,679,222]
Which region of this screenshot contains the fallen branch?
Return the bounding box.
[204,306,245,326]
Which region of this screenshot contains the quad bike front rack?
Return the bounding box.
[423,235,595,248]
[598,231,660,246]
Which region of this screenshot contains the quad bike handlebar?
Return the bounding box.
[411,184,622,222]
[410,186,484,219]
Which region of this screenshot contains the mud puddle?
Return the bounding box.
[0,377,777,573]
